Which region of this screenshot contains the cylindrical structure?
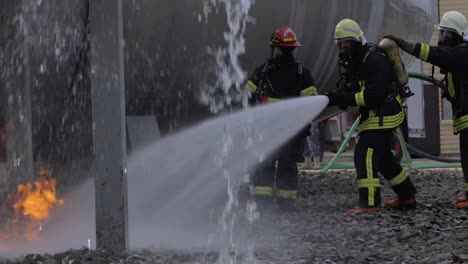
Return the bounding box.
[379,38,409,87]
[124,0,438,132]
[0,0,438,186]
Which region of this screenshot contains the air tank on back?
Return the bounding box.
[124,0,438,132]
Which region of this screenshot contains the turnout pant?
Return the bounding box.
[355,130,417,207]
[252,144,299,200]
[460,129,468,197]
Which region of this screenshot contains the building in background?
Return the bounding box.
[427,0,468,156]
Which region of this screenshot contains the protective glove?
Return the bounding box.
[383,35,416,54]
[326,92,354,110]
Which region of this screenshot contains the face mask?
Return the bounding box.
[338,47,352,68]
[270,47,295,65]
[438,30,461,47]
[337,41,361,73]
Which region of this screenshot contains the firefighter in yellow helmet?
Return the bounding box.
[385,11,468,209]
[327,19,417,214]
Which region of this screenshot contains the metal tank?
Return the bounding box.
[0,0,438,243]
[124,0,438,132]
[0,0,437,187]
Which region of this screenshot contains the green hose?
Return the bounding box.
[316,72,460,171]
[320,115,361,172]
[396,127,412,169]
[324,162,461,170]
[408,72,446,89]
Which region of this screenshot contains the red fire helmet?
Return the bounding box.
[269,27,302,47]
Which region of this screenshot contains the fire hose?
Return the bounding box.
[319,72,461,172]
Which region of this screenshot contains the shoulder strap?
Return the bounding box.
[297,62,303,75]
[261,61,269,74]
[256,61,270,93]
[362,43,388,64]
[297,62,303,90]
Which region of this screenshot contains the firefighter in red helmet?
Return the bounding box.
[245,27,317,211]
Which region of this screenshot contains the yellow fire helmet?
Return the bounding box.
[334,18,364,43]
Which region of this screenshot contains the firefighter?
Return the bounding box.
[327,19,417,214]
[384,11,468,209]
[245,26,317,211]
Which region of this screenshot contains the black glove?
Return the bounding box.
[327,92,354,110]
[383,35,404,46]
[383,35,416,54]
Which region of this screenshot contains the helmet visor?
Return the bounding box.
[335,37,360,45]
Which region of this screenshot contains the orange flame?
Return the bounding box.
[13,178,64,221]
[0,172,64,251]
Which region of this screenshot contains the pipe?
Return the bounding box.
[323,162,461,170]
[396,127,412,169]
[320,115,361,172]
[408,72,446,89]
[406,142,460,163]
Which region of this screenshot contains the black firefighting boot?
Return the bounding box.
[386,177,417,209]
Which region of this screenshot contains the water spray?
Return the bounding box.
[200,0,256,113]
[201,1,258,263]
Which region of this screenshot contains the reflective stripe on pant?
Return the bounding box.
[388,169,409,187]
[355,130,416,207]
[253,186,273,196]
[277,189,297,199]
[460,129,468,197]
[251,150,298,199]
[355,137,381,207]
[276,155,298,200]
[356,147,381,206]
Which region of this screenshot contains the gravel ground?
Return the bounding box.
[3,169,468,264]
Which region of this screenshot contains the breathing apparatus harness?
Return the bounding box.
[254,58,303,104]
[336,43,413,126]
